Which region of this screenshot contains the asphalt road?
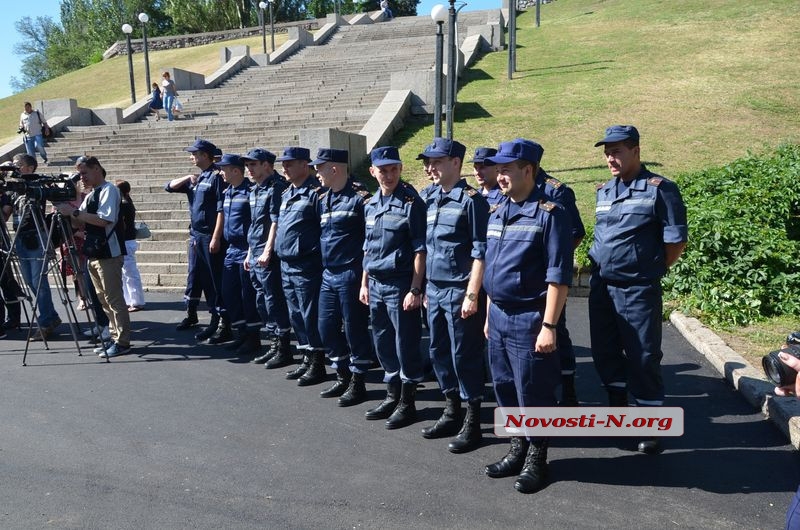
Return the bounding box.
[0,294,796,529]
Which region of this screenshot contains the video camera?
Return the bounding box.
[0,162,77,203]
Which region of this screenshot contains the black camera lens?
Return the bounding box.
[787,331,800,346]
[763,346,800,387]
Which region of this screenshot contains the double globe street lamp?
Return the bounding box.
[121,24,136,105]
[139,12,151,94]
[259,0,276,54]
[431,4,447,139]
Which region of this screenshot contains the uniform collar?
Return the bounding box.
[438,178,468,201]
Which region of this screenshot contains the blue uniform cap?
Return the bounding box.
[275,147,311,162]
[217,153,244,168]
[242,148,276,164]
[310,148,349,166]
[594,125,640,147]
[371,146,402,167]
[184,139,218,155]
[469,147,498,164]
[420,137,467,160]
[485,138,544,165]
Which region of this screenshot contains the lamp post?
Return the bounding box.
[138,12,151,95]
[269,0,276,53]
[122,24,136,104]
[508,0,517,79]
[431,4,446,139]
[258,1,267,55]
[445,0,456,139]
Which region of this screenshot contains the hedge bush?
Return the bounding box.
[663,144,800,326]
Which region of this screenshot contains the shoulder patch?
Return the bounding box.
[465,185,478,197]
[545,177,563,189]
[647,177,663,187]
[539,200,557,212]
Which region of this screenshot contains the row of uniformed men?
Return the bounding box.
[164,125,688,495]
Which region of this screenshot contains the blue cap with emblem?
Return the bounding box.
[420,137,467,160]
[311,148,348,166]
[184,139,218,155]
[485,138,544,165]
[216,153,244,168]
[242,148,276,164]
[370,146,403,167]
[469,147,498,164]
[594,125,640,147]
[276,147,311,162]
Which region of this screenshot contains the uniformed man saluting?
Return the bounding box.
[482,139,574,494]
[589,125,687,455]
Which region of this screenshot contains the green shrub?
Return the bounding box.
[664,144,800,326]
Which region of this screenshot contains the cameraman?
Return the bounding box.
[774,350,800,530]
[18,102,48,164]
[11,153,61,340]
[56,156,130,358]
[0,188,23,337]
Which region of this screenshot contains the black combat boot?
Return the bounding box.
[253,335,278,364]
[298,350,326,386]
[385,382,417,430]
[420,391,462,439]
[485,437,530,478]
[206,316,233,345]
[448,399,482,453]
[194,313,220,341]
[338,372,367,407]
[514,440,549,494]
[225,329,248,351]
[560,374,579,406]
[320,364,351,398]
[365,380,401,420]
[236,331,262,357]
[176,308,199,330]
[285,354,310,380]
[266,335,294,369]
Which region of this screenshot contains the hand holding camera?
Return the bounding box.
[763,331,800,393]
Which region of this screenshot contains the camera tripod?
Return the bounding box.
[0,195,107,365]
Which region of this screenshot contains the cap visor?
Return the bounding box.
[372,158,402,167]
[485,155,518,165]
[310,158,328,166]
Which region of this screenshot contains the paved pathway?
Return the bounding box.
[0,294,796,528]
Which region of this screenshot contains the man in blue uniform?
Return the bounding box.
[165,139,229,343]
[217,154,262,356]
[360,146,427,429]
[534,159,586,406]
[242,148,293,368]
[417,138,489,454]
[482,139,574,494]
[274,147,327,386]
[312,148,375,406]
[471,147,503,207]
[589,125,687,455]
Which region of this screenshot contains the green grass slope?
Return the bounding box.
[395,0,800,223]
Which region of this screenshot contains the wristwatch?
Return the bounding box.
[72,209,80,218]
[542,321,557,330]
[410,287,422,296]
[466,292,477,302]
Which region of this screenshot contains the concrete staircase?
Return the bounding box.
[38,13,492,291]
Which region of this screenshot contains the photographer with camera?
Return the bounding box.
[18,102,48,165]
[10,154,61,340]
[769,331,800,530]
[55,156,130,358]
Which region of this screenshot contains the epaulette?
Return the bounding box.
[545,177,563,189]
[647,177,663,187]
[400,182,417,203]
[539,200,557,212]
[351,180,372,201]
[489,204,499,214]
[595,182,606,191]
[464,185,478,197]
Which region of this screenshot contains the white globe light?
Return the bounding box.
[259,1,268,8]
[138,12,149,23]
[122,23,133,34]
[431,4,447,23]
